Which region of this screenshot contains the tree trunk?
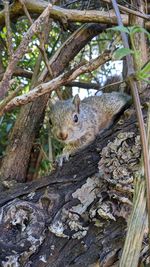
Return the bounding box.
[129,0,149,93]
[0,103,149,267]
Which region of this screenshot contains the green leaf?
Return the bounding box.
[141,61,150,73]
[137,61,150,81]
[113,48,133,60]
[138,72,150,79]
[136,71,150,81]
[108,26,130,34]
[130,26,150,39]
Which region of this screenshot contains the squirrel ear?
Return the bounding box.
[72,94,80,113]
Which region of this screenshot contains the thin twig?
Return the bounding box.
[18,0,62,99]
[95,80,124,94]
[19,0,53,75]
[3,0,13,58]
[0,3,52,99]
[0,84,23,113]
[18,0,53,78]
[0,50,112,114]
[37,16,63,100]
[65,81,100,90]
[18,0,33,24]
[0,67,33,81]
[100,0,150,20]
[31,54,43,88]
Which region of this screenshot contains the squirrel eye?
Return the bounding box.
[73,114,78,123]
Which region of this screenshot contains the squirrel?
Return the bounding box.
[49,92,131,166]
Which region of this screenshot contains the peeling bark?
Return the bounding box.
[0,110,149,267]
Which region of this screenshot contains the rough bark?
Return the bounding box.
[0,0,127,27]
[0,0,150,29]
[0,108,148,267]
[129,0,149,93]
[0,23,106,182]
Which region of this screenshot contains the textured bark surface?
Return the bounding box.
[129,0,149,93]
[0,110,148,267]
[0,0,150,29]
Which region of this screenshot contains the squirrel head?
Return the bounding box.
[49,94,86,143]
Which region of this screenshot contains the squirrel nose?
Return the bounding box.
[57,132,68,141]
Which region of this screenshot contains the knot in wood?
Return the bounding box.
[0,199,45,266]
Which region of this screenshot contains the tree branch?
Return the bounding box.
[3,0,13,58]
[0,67,33,80]
[0,50,112,114]
[0,3,52,99]
[18,0,33,24]
[0,0,150,29]
[103,0,150,20]
[65,81,100,90]
[0,84,23,112]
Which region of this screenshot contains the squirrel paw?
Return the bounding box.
[56,153,70,167]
